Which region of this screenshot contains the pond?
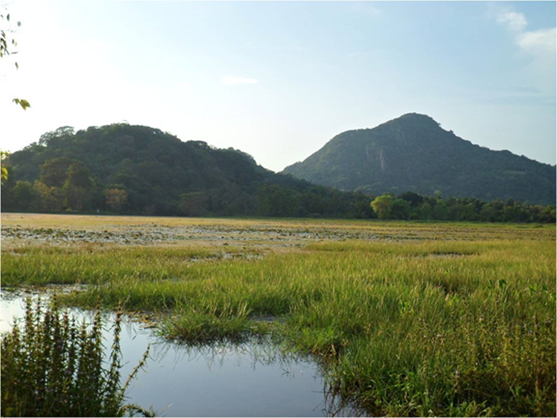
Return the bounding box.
[0,289,365,417]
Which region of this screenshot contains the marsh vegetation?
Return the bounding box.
[0,296,151,417]
[1,214,555,416]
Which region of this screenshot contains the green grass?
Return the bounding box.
[1,245,261,287]
[2,217,555,416]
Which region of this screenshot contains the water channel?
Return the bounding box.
[1,289,365,417]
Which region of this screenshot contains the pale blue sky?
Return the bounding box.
[2,1,555,172]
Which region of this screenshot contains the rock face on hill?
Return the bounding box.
[282,113,556,205]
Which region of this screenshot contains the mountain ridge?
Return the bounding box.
[282,113,556,205]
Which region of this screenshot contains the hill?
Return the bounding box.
[1,124,372,218]
[282,113,556,205]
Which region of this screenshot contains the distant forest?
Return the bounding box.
[1,124,555,223]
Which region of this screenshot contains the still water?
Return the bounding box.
[1,289,363,417]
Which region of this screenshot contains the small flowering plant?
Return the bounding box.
[1,296,151,417]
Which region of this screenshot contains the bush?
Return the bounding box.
[1,297,151,417]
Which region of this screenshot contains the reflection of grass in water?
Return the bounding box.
[150,334,304,370]
[2,216,556,416]
[0,297,153,417]
[148,334,365,416]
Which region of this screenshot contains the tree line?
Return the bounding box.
[1,154,374,219]
[1,155,554,223]
[1,124,554,223]
[370,192,555,223]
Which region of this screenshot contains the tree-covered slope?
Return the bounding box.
[2,124,373,218]
[283,113,556,205]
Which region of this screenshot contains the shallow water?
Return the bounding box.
[0,290,364,417]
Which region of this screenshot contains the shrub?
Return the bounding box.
[1,297,151,417]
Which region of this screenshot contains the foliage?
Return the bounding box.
[11,180,34,208]
[33,180,65,212]
[1,297,150,417]
[64,185,90,212]
[283,113,556,205]
[105,188,128,212]
[179,191,208,216]
[370,194,393,220]
[65,161,94,189]
[2,218,555,416]
[39,157,74,188]
[1,7,30,110]
[1,150,8,184]
[371,192,556,223]
[1,123,374,219]
[0,7,19,62]
[12,98,30,110]
[2,122,555,222]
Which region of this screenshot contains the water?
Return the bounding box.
[0,289,364,417]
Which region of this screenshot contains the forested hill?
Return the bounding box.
[282,113,556,205]
[1,124,373,217]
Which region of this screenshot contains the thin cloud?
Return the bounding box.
[220,76,258,86]
[352,3,381,18]
[494,7,556,95]
[497,11,527,32]
[518,28,556,57]
[495,9,556,58]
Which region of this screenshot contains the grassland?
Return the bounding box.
[1,213,555,416]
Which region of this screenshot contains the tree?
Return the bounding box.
[65,161,93,189]
[39,157,73,188]
[371,195,393,220]
[63,162,94,211]
[179,192,208,216]
[420,202,433,220]
[480,203,496,222]
[391,198,411,220]
[0,7,30,188]
[539,205,556,223]
[39,127,75,146]
[11,181,35,210]
[1,7,30,110]
[64,186,89,211]
[105,188,128,212]
[1,151,7,184]
[433,200,449,220]
[256,184,300,217]
[398,191,424,207]
[33,181,64,212]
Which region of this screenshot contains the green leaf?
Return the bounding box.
[12,98,31,110]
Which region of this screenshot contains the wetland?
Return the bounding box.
[1,214,555,416]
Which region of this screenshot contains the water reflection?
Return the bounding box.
[0,289,366,417]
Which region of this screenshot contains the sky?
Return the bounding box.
[1,1,556,172]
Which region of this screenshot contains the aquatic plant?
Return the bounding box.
[1,297,151,417]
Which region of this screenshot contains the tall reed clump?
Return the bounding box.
[1,296,151,417]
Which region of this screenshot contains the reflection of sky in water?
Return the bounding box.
[1,290,365,417]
